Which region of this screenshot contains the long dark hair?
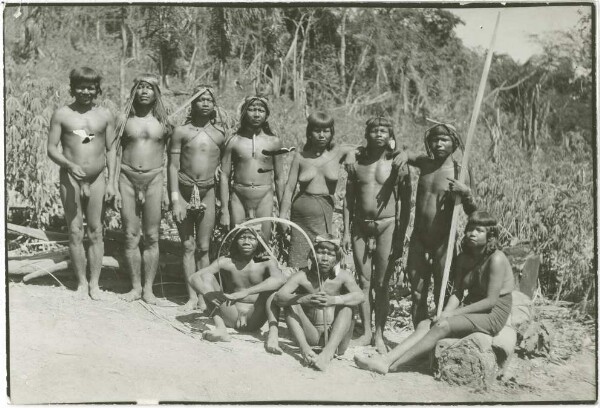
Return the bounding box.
[304,111,335,152]
[462,210,500,257]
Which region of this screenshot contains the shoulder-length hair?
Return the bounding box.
[463,210,500,257]
[304,111,335,152]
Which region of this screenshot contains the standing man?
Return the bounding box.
[343,117,411,353]
[393,123,477,326]
[219,95,285,240]
[168,85,226,312]
[47,67,116,299]
[112,74,170,305]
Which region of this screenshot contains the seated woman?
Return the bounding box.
[354,210,514,374]
[279,112,357,268]
[275,235,365,371]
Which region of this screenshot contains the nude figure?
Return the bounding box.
[354,211,514,375]
[189,227,285,353]
[219,96,285,240]
[393,123,477,326]
[343,117,411,353]
[168,85,226,312]
[47,67,116,300]
[275,235,365,371]
[112,74,170,305]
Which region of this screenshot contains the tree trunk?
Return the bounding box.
[298,12,313,106]
[346,41,371,106]
[339,9,348,95]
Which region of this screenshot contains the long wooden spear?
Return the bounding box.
[437,12,502,317]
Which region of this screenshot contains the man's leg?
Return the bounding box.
[119,173,143,301]
[195,274,238,342]
[432,241,450,312]
[312,306,354,371]
[351,229,373,346]
[285,305,320,365]
[176,214,200,311]
[254,188,274,241]
[372,220,396,353]
[406,236,432,327]
[264,292,282,354]
[229,188,247,226]
[140,173,163,305]
[85,173,107,300]
[194,187,217,310]
[354,318,432,374]
[59,169,87,297]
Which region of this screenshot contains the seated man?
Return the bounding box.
[188,226,285,353]
[275,235,365,371]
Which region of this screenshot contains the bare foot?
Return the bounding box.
[374,335,388,354]
[301,347,318,366]
[75,285,90,300]
[89,285,106,301]
[202,329,231,342]
[352,332,372,347]
[354,354,389,374]
[178,298,199,312]
[312,350,335,371]
[142,291,171,307]
[119,289,142,302]
[264,329,282,355]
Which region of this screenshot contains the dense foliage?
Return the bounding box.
[4,5,594,307]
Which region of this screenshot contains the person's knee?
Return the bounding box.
[69,223,85,245]
[182,239,196,254]
[358,274,370,290]
[195,241,209,256]
[124,229,141,249]
[432,319,451,336]
[143,230,159,248]
[416,319,431,331]
[87,225,103,244]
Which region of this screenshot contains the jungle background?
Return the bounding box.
[4,4,595,312]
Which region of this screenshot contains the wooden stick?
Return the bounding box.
[168,88,208,121]
[436,12,502,317]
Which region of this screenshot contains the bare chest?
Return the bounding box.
[182,129,222,154]
[355,159,393,185]
[418,165,455,193]
[124,117,165,142]
[62,111,108,137]
[233,136,276,163]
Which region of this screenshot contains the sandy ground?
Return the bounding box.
[7,275,597,404]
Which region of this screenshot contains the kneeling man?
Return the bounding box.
[189,226,285,353]
[275,235,365,371]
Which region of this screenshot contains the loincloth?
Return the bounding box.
[178,171,215,213]
[289,193,334,268]
[60,167,103,200]
[353,216,395,256]
[120,163,163,208]
[232,182,272,218]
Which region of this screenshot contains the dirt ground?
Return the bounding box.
[7,272,597,404]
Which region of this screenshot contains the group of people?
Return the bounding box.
[46,67,515,373]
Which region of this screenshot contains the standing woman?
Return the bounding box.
[279,112,356,268]
[354,211,515,374]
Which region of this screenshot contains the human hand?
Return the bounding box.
[162,190,170,212]
[392,151,408,170]
[219,211,231,229]
[299,294,323,307]
[67,163,86,180]
[205,291,228,308]
[104,183,116,202]
[113,190,122,211]
[316,291,335,307]
[344,149,358,176]
[225,289,250,304]
[447,178,470,196]
[172,199,188,223]
[341,233,352,254]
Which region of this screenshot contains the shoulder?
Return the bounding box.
[210,122,226,135]
[414,155,431,167]
[266,134,282,146]
[52,106,71,121]
[172,124,189,138]
[488,250,510,267]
